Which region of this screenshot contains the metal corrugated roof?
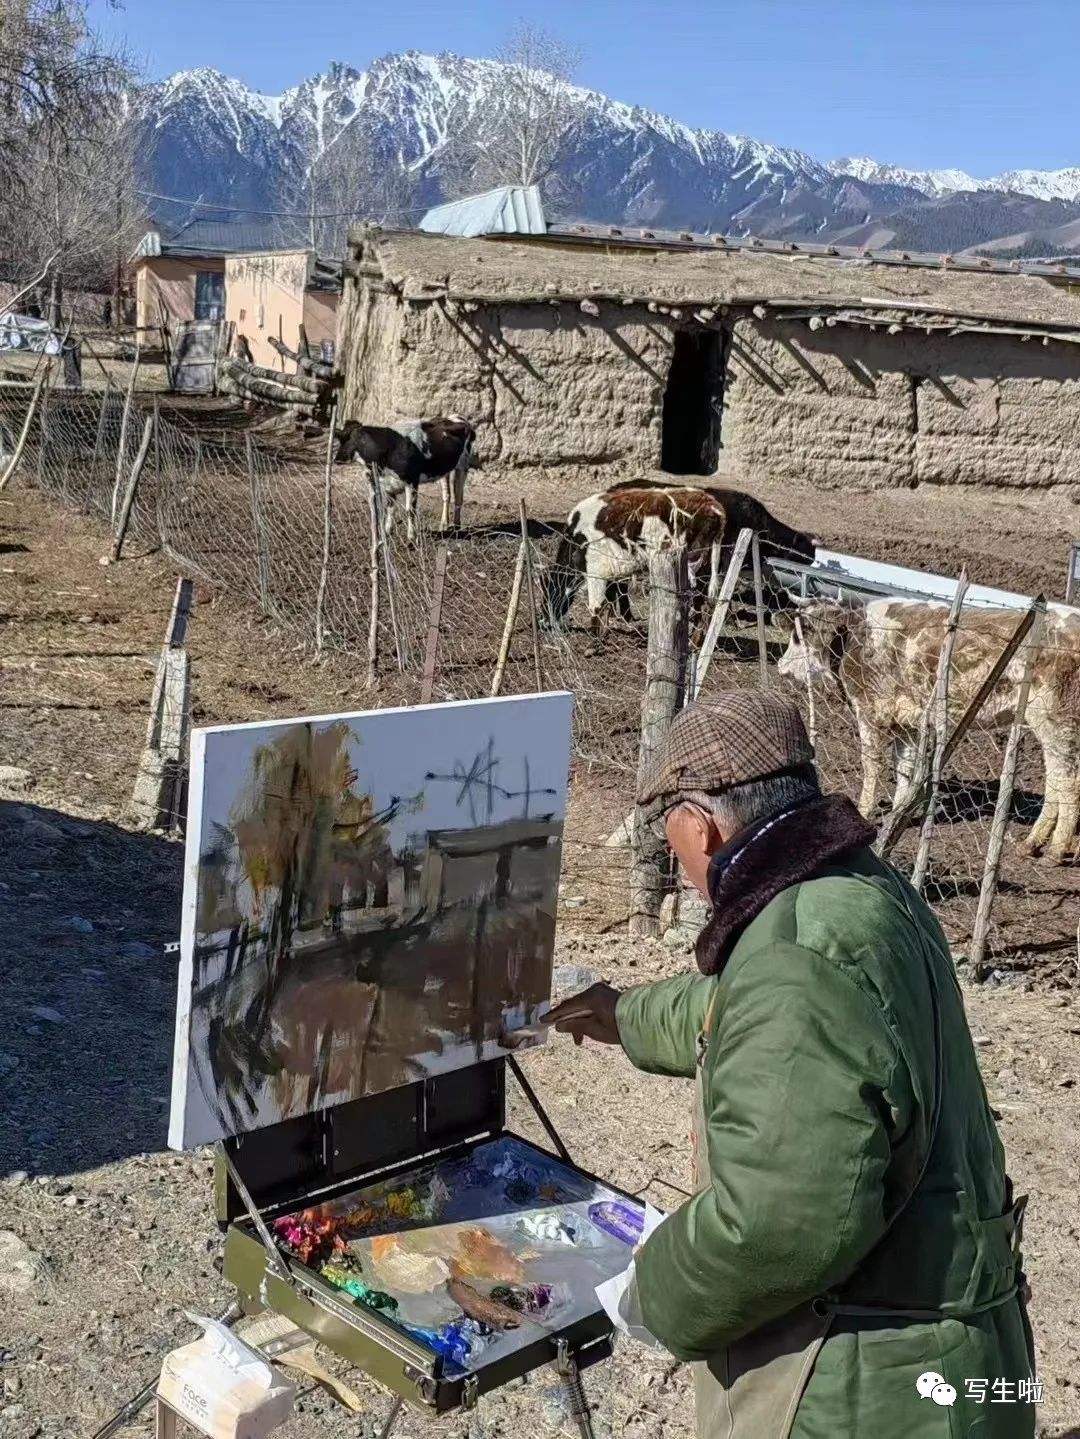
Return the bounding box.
[162,219,284,256]
[419,186,547,238]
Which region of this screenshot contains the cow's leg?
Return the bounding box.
[404,484,418,543]
[707,540,722,603]
[379,487,398,537]
[892,734,919,812]
[1019,739,1061,856]
[586,558,610,637]
[609,581,635,624]
[1046,747,1080,862]
[452,460,467,530]
[439,475,451,532]
[856,714,890,818]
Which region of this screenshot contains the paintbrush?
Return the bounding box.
[498,1005,593,1049]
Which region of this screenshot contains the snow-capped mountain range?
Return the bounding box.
[136,53,1080,257]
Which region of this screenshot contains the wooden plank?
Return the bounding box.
[131,581,195,832]
[0,372,46,491]
[693,527,753,699]
[751,531,769,688]
[1066,542,1080,605]
[519,499,544,692]
[969,604,1046,975]
[110,415,154,561]
[630,549,688,937]
[110,347,141,524]
[167,577,194,649]
[877,597,1044,857]
[315,415,335,654]
[911,569,970,893]
[365,468,380,686]
[491,538,528,696]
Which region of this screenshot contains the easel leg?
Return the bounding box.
[154,1400,178,1439]
[555,1340,595,1439]
[376,1395,404,1439]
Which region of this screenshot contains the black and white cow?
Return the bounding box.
[334,415,476,540]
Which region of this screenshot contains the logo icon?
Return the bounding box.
[916,1372,956,1406]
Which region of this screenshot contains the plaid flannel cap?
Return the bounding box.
[637,691,814,824]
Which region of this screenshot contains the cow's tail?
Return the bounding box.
[542,515,586,629]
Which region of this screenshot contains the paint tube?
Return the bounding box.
[514,1209,599,1248]
[587,1200,646,1247]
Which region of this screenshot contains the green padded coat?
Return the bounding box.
[616,846,1035,1438]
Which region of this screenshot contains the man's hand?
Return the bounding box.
[546,983,623,1046]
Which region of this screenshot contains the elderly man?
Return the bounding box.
[548,691,1034,1439]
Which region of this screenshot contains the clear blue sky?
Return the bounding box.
[89,0,1078,177]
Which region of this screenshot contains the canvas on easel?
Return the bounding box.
[168,692,574,1150]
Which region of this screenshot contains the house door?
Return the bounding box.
[169,319,223,393]
[661,328,726,475]
[194,269,225,322]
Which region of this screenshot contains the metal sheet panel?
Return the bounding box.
[420,186,547,238]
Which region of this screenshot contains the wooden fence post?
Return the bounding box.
[420,544,449,703]
[630,549,689,937]
[245,434,272,616]
[519,499,544,692]
[131,577,194,831]
[751,531,769,688]
[315,415,335,654]
[111,346,141,525]
[111,415,154,561]
[491,536,528,697]
[877,598,1044,858]
[369,476,406,672]
[87,381,112,496]
[35,376,48,486]
[1066,542,1080,605]
[911,570,970,892]
[0,372,46,492]
[365,469,381,687]
[693,527,754,700]
[969,602,1046,976]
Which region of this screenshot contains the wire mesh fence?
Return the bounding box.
[5,375,1079,975]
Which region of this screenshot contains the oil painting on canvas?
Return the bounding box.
[168,692,573,1149]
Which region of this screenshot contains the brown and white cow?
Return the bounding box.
[542,480,814,634]
[777,595,1080,860]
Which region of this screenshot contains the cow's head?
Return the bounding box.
[445,413,480,465]
[334,420,365,464]
[776,596,853,689]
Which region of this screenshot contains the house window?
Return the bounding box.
[194,270,224,322]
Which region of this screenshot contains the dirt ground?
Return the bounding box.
[1,474,1079,1438]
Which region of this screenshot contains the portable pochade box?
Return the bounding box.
[169,694,647,1420]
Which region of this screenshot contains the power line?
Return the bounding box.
[134,187,429,220]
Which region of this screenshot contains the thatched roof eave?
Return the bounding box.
[350,226,1080,335]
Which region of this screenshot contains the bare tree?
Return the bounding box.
[0,1,140,319]
[440,26,582,201]
[274,129,418,256]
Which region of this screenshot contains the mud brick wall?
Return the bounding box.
[724,318,1080,493]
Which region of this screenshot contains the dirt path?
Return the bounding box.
[1,486,1078,1438]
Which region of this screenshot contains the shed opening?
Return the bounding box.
[661,329,725,475]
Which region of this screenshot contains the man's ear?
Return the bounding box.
[683,802,721,855]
